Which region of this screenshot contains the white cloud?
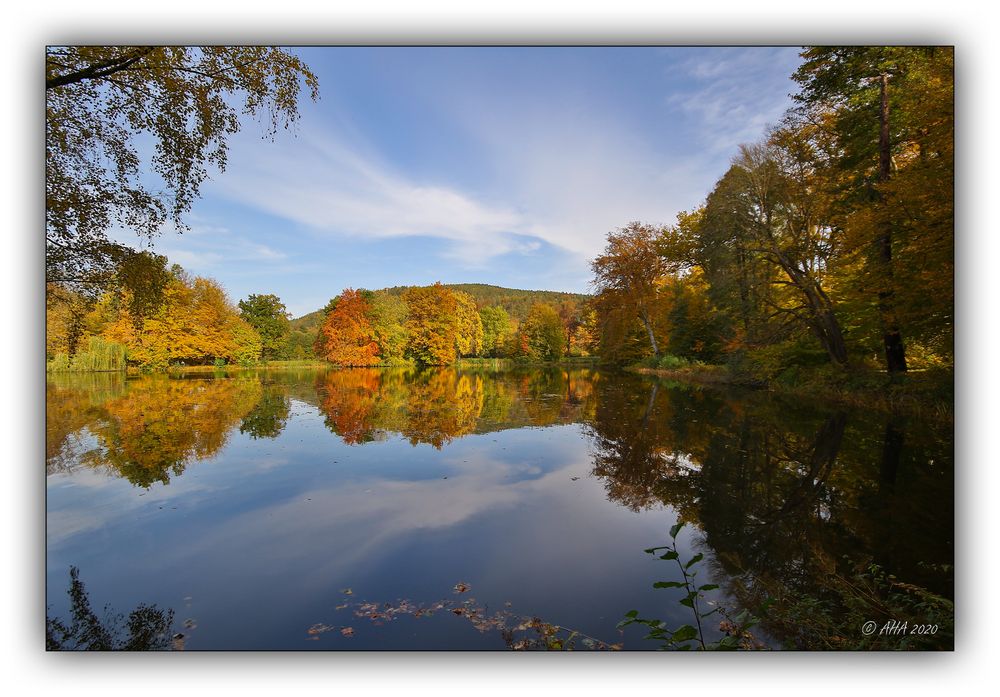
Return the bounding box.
[209,131,534,267]
[208,121,701,284]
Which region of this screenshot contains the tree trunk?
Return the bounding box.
[877,73,908,374]
[771,249,849,368]
[639,307,659,357]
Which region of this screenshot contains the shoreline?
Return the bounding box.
[628,365,953,422]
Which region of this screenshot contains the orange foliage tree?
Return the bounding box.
[314,289,381,366]
[100,273,261,368]
[403,283,460,365]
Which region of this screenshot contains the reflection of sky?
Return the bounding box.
[46,397,709,650]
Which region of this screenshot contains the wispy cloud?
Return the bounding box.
[110,217,289,276]
[210,98,705,276]
[209,131,535,267]
[120,48,805,306]
[667,47,802,155]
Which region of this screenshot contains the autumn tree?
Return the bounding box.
[314,289,381,367]
[520,303,565,361]
[479,305,512,357]
[402,283,483,365]
[792,46,953,372]
[46,46,318,290]
[99,269,261,368]
[453,291,484,358]
[557,300,583,356]
[46,283,89,359]
[368,291,410,364]
[239,294,291,361]
[591,222,670,357]
[710,131,850,368]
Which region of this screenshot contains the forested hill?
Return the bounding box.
[285,283,590,358]
[386,284,589,320]
[290,283,590,332]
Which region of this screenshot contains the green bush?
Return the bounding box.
[48,337,127,372]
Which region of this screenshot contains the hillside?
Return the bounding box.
[291,283,589,331]
[285,283,591,359]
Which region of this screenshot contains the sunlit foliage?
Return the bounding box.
[239,294,291,361]
[519,303,565,361]
[313,289,381,367]
[480,305,513,358]
[591,46,952,379]
[96,270,262,369]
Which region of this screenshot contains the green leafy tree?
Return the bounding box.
[521,303,565,361]
[369,291,410,364]
[480,305,512,357]
[239,294,291,361]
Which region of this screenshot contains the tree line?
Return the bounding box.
[46,261,596,371]
[313,283,595,366]
[46,256,289,370]
[589,47,953,381]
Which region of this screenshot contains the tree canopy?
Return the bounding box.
[45,46,319,290]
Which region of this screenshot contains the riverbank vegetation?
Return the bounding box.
[47,272,594,372]
[587,47,952,412]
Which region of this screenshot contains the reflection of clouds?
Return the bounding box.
[154,429,594,575]
[45,448,282,548]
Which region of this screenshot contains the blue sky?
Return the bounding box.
[116,47,804,318]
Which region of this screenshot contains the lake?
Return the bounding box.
[45,367,954,650]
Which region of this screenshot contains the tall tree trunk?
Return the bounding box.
[877,73,909,374]
[639,306,659,357]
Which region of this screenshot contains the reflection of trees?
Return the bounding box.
[47,566,176,651]
[87,376,262,487]
[586,375,953,646]
[315,368,399,444]
[47,375,265,487]
[46,374,129,475]
[313,367,600,448]
[239,383,291,439]
[401,369,484,447]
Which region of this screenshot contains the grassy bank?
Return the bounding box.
[629,360,953,421]
[456,356,600,369]
[118,357,600,375]
[134,359,329,375]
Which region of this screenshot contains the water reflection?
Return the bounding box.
[47,566,177,651]
[46,367,600,481]
[46,367,952,649]
[585,376,953,648]
[47,374,262,487]
[313,367,597,447]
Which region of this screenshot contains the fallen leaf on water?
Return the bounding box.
[341,627,354,637]
[335,603,348,611]
[453,582,471,594]
[341,588,353,595]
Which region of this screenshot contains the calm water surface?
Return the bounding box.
[45,367,953,650]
